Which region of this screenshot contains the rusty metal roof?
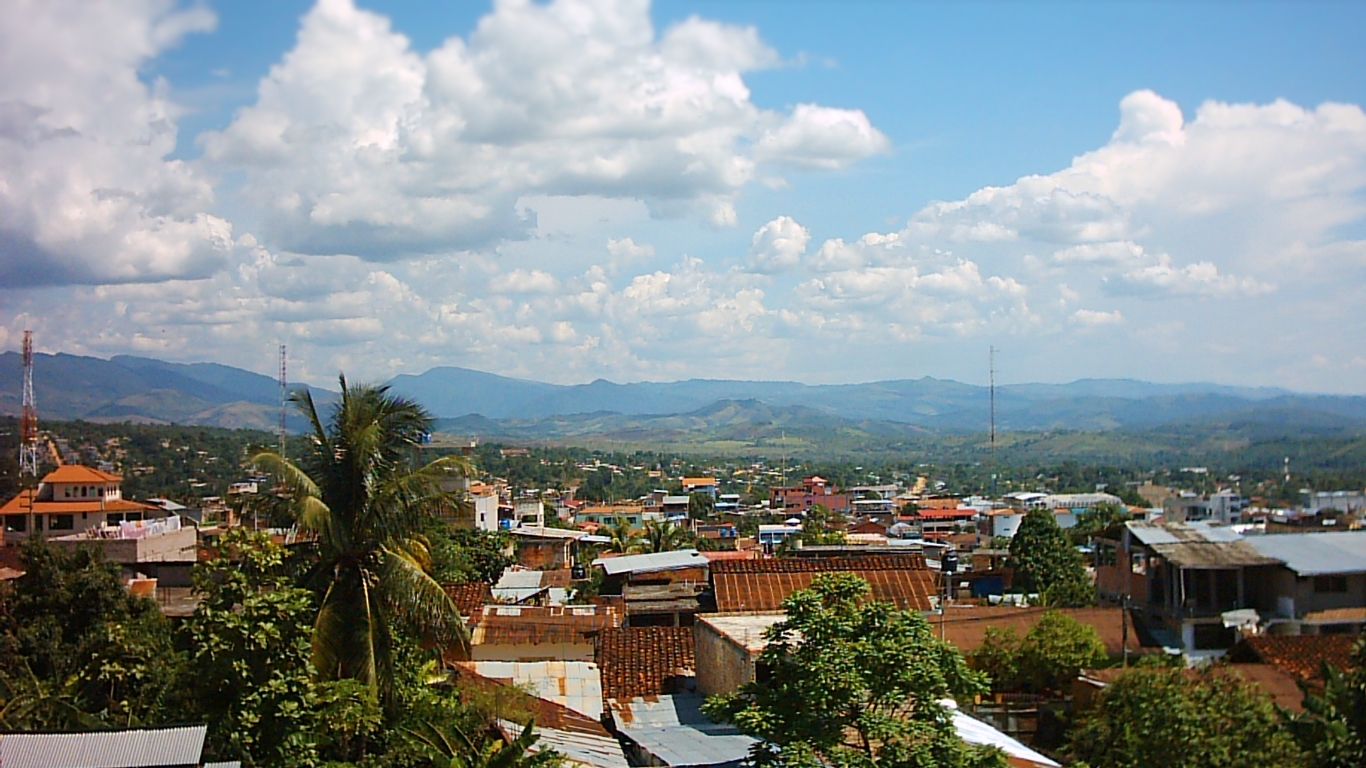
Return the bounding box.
[713,563,936,613]
[710,553,926,574]
[1127,522,1278,568]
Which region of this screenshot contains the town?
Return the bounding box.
[2,394,1363,767]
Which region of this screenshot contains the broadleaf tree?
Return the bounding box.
[704,573,1008,768]
[1007,508,1095,607]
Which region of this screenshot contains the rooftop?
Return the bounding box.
[0,725,206,768]
[472,604,621,646]
[610,694,757,767]
[933,605,1146,656]
[1126,522,1279,568]
[711,555,935,613]
[41,464,122,484]
[592,549,708,576]
[1230,634,1359,681]
[444,582,492,620]
[696,613,788,653]
[1243,531,1366,576]
[595,626,696,702]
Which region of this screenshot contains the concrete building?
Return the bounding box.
[770,476,852,514]
[1,465,166,543]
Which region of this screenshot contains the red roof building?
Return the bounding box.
[2,465,161,543]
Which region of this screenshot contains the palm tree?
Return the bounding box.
[640,519,694,554]
[252,378,472,703]
[603,516,640,554]
[408,718,561,768]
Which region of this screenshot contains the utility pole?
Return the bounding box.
[19,330,38,477]
[989,346,997,497]
[278,344,287,458]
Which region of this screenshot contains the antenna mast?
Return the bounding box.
[278,344,287,457]
[989,346,996,496]
[19,331,38,477]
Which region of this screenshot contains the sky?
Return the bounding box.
[1,0,1364,392]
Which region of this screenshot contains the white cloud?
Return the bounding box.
[0,0,230,286]
[1115,256,1274,297]
[1070,309,1124,326]
[201,0,886,257]
[488,268,561,294]
[606,237,655,262]
[748,215,810,273]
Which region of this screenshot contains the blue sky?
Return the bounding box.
[2,0,1365,391]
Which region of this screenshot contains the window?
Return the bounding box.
[1314,575,1348,594]
[4,516,26,533]
[107,513,124,525]
[49,514,75,531]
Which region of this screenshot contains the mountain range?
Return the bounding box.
[3,352,1365,445]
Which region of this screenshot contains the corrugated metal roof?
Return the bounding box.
[0,725,206,768]
[593,550,708,576]
[497,720,628,767]
[464,661,604,718]
[949,706,1059,767]
[1127,522,1278,568]
[1244,531,1366,575]
[610,695,756,767]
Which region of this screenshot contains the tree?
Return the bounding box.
[1068,662,1306,768]
[704,573,1007,768]
[603,516,640,554]
[689,492,715,519]
[429,524,513,585]
[186,529,381,766]
[640,519,693,554]
[970,610,1107,693]
[1291,636,1366,768]
[1068,503,1131,546]
[410,719,563,768]
[252,379,473,703]
[1007,509,1095,607]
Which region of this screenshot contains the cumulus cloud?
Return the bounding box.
[1114,255,1273,297]
[0,0,231,286]
[201,0,887,257]
[748,215,810,272]
[1070,309,1124,326]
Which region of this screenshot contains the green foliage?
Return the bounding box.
[968,611,1106,693]
[1068,664,1306,768]
[704,573,1007,768]
[255,379,472,704]
[429,524,513,585]
[1068,503,1132,546]
[602,516,640,554]
[640,519,694,553]
[1007,509,1095,607]
[688,492,715,518]
[409,718,563,768]
[187,529,382,766]
[1291,636,1366,768]
[0,538,184,729]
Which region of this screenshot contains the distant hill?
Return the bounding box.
[4,352,1365,440]
[0,352,333,431]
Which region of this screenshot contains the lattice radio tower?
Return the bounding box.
[19,331,39,477]
[278,344,287,457]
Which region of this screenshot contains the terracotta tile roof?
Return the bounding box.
[595,627,696,702]
[1302,607,1366,625]
[710,554,926,574]
[1231,634,1359,681]
[473,604,622,646]
[42,464,122,484]
[935,606,1144,656]
[444,582,492,620]
[0,491,156,515]
[1082,663,1306,714]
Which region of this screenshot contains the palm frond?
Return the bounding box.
[380,544,470,657]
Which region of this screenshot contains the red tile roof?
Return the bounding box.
[42,465,122,484]
[595,626,696,702]
[712,555,935,613]
[1231,634,1359,681]
[444,582,492,621]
